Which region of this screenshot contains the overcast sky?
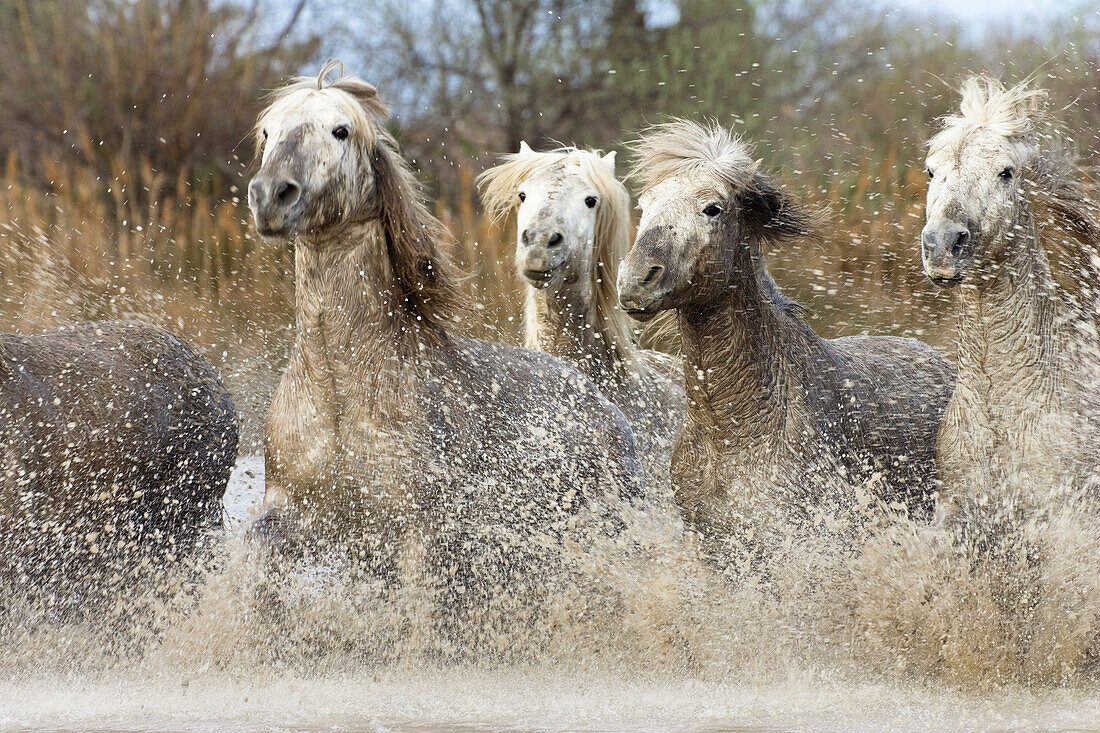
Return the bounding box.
[882,0,1087,27]
[642,0,1091,31]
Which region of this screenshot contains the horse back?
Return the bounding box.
[431,336,643,502]
[0,321,238,578]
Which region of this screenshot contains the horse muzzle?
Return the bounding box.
[921,220,974,286]
[617,261,670,321]
[519,245,567,287]
[249,174,305,237]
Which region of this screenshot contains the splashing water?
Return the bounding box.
[1,453,1097,731]
[1,191,1098,731]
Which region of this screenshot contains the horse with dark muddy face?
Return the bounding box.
[247,64,643,650]
[617,120,956,570]
[0,321,238,616]
[478,144,685,498]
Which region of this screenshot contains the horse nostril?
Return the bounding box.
[641,265,664,286]
[547,232,563,248]
[951,230,969,257]
[921,230,935,252]
[521,229,532,246]
[275,180,301,205]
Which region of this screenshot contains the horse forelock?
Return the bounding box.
[253,72,390,159]
[928,75,1049,163]
[629,118,757,197]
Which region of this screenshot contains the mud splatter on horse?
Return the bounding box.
[618,119,955,570]
[0,321,238,618]
[247,64,644,654]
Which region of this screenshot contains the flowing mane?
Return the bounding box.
[930,75,1049,153]
[629,119,815,245]
[255,62,466,331]
[931,75,1100,315]
[478,146,637,367]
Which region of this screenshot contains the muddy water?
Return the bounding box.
[1,458,1098,732]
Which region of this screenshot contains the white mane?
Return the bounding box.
[928,75,1049,158]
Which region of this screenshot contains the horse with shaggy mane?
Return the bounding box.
[618,120,956,571]
[247,63,644,652]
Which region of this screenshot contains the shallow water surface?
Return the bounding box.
[2,667,1099,731]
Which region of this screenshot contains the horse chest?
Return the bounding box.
[671,425,794,530]
[266,355,426,516]
[937,365,1073,503]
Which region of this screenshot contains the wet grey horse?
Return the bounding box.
[618,119,956,570]
[247,64,643,653]
[0,321,238,616]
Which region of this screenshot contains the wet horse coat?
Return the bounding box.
[248,66,643,645]
[618,120,956,568]
[0,321,238,609]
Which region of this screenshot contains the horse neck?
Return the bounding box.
[677,262,793,441]
[953,210,1061,406]
[524,275,633,392]
[292,221,427,408]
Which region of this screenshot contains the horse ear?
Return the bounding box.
[519,140,534,154]
[330,78,388,122]
[337,79,378,101]
[601,150,617,174]
[740,173,816,244]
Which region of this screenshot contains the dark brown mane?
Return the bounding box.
[724,178,815,321]
[369,134,468,330]
[738,172,820,247]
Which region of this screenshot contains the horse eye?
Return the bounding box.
[333,125,350,141]
[926,168,933,180]
[703,203,722,217]
[585,196,597,209]
[999,166,1015,181]
[262,129,268,140]
[518,191,526,202]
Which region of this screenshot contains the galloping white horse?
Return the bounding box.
[922,75,1100,518]
[906,75,1100,683]
[479,144,684,494]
